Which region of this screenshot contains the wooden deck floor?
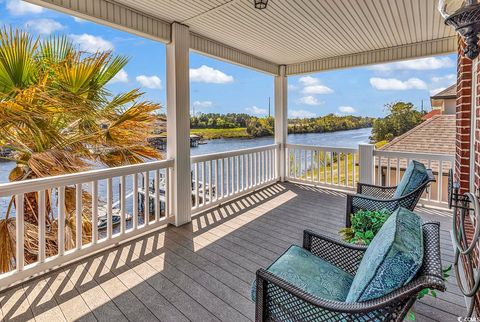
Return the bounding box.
[0,183,465,322]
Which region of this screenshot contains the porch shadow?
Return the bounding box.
[0,183,465,322]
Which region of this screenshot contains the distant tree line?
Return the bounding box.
[190,113,375,138]
[370,102,425,143]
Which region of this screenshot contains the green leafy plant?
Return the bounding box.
[407,265,452,320]
[339,209,390,245]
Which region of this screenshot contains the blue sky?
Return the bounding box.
[0,0,457,118]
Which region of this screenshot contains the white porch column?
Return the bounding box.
[275,65,288,181]
[358,144,375,185]
[166,22,191,226]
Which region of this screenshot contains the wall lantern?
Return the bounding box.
[439,0,480,59]
[254,0,268,9]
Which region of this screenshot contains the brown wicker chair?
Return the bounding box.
[254,222,445,322]
[345,169,436,227]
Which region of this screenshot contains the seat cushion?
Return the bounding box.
[251,245,354,302]
[393,160,429,198]
[346,207,423,302]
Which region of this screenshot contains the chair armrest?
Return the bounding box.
[303,230,366,275]
[255,269,442,321]
[357,182,397,198]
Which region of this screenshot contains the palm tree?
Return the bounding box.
[0,28,164,272]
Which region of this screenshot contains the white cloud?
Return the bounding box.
[298,95,323,106]
[136,75,162,89]
[245,106,267,116]
[288,84,298,91]
[192,100,213,110]
[431,74,456,83]
[25,19,64,35]
[430,87,447,96]
[302,85,334,95]
[369,77,428,91]
[70,34,114,53]
[289,110,316,119]
[6,0,43,15]
[190,65,234,84]
[110,69,129,84]
[298,76,320,86]
[371,57,455,72]
[338,106,356,114]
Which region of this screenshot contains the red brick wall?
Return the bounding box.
[456,38,473,193]
[455,37,480,315]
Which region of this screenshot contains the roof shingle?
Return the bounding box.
[379,115,455,155]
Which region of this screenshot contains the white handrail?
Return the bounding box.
[191,144,279,213]
[0,159,174,197]
[285,143,358,190]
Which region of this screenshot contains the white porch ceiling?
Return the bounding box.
[28,0,457,75]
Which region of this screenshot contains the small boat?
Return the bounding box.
[97,210,133,230]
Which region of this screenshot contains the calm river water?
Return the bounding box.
[0,127,372,184]
[0,127,371,219]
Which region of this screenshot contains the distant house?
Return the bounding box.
[378,114,455,202]
[430,84,456,116]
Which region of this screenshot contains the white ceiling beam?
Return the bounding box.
[286,36,457,76]
[27,0,171,43]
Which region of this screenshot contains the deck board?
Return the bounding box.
[0,182,467,321]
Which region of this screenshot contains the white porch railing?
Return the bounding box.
[285,144,358,191]
[373,150,454,207]
[0,159,174,289]
[191,144,279,213]
[0,142,455,289]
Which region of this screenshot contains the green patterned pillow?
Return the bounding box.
[393,160,429,198]
[346,207,423,302]
[251,246,354,302]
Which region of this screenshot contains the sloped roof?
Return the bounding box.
[431,84,456,99]
[380,115,455,155]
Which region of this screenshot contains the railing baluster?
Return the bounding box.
[352,153,356,187]
[377,156,382,185]
[15,194,24,271]
[438,160,443,203]
[387,158,391,186]
[427,159,432,201]
[91,181,98,243]
[396,158,400,185]
[75,183,82,250]
[38,190,46,263]
[226,157,230,196]
[215,159,219,201]
[236,156,240,192]
[120,175,126,233]
[165,168,170,217]
[133,174,138,228]
[195,163,199,207]
[58,187,65,256]
[253,153,257,186]
[247,154,251,188]
[330,152,334,185]
[107,178,113,238]
[153,169,160,222]
[344,153,348,186]
[209,160,213,203]
[240,155,244,190]
[220,158,224,198]
[323,151,327,183]
[337,152,341,185]
[202,161,206,205]
[143,171,149,226]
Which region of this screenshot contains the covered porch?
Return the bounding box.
[0,0,471,320]
[0,183,462,322]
